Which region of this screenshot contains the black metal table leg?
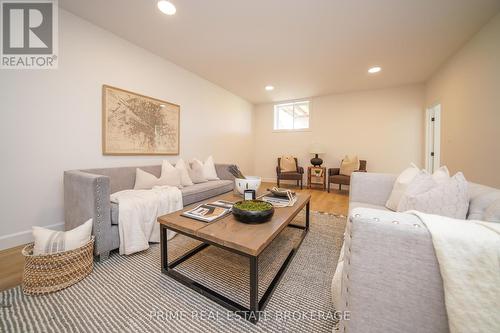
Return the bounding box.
[249,256,259,323]
[160,225,168,273]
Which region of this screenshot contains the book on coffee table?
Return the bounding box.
[181,203,231,222]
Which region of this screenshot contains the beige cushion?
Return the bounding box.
[188,160,208,184]
[133,167,181,190]
[340,155,360,176]
[280,155,297,172]
[194,156,220,181]
[385,163,421,211]
[33,219,92,255]
[175,158,194,187]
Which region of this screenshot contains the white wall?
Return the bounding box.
[0,10,254,250]
[253,85,425,181]
[425,12,500,187]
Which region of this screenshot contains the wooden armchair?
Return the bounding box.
[276,157,304,189]
[328,160,367,192]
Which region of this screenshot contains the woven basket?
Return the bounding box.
[22,236,95,295]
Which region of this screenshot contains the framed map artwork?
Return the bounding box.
[102,85,180,155]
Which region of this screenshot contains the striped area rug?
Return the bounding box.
[0,211,345,333]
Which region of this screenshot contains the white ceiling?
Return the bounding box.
[60,0,500,104]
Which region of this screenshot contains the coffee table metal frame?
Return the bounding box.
[160,200,310,324]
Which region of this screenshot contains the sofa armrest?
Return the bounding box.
[329,168,340,176]
[64,170,113,257]
[298,166,304,174]
[338,208,448,333]
[349,172,396,207]
[214,164,236,181]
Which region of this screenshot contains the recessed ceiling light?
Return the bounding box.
[368,66,382,74]
[159,104,166,108]
[157,1,176,15]
[265,85,274,91]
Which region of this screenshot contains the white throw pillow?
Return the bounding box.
[195,156,219,180]
[188,160,208,184]
[385,163,420,211]
[432,165,450,184]
[161,160,182,188]
[175,159,194,186]
[133,168,181,190]
[397,172,469,219]
[33,219,92,255]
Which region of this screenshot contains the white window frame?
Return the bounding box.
[273,100,311,132]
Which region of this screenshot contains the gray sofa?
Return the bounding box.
[64,163,236,261]
[334,172,500,333]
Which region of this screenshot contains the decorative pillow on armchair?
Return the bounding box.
[280,155,297,172]
[339,155,359,176]
[397,172,469,219]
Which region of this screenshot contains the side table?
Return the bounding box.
[307,166,326,190]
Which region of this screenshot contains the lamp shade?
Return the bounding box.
[309,143,326,154]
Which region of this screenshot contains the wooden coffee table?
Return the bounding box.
[157,191,310,324]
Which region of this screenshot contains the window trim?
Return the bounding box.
[272,100,311,132]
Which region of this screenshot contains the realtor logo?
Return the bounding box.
[1,0,58,69]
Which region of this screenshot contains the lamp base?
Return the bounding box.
[310,154,323,167]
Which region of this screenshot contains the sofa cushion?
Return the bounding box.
[111,202,119,225]
[181,180,233,206]
[349,201,390,216]
[484,199,500,223]
[467,183,500,220]
[110,180,234,225]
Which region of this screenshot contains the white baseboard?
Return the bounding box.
[0,223,64,251]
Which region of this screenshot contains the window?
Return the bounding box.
[273,100,310,130]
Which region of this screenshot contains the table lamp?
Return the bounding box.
[309,143,326,167]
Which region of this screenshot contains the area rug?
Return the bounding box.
[0,211,345,333]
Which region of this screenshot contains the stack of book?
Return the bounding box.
[181,200,234,222]
[260,192,297,207]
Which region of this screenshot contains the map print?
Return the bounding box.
[102,85,179,155]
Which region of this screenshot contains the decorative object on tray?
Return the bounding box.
[181,203,231,222]
[228,165,246,179]
[22,236,95,295]
[228,165,262,194]
[309,143,326,167]
[102,85,180,155]
[232,200,275,223]
[261,187,297,207]
[244,189,256,200]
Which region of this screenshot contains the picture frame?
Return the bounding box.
[102,84,180,155]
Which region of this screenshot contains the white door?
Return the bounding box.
[425,104,441,172]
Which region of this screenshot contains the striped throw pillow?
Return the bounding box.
[32,219,92,255]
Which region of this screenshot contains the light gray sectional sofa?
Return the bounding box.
[64,163,236,261]
[334,172,500,333]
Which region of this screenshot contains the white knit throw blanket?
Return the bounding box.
[111,186,183,255]
[410,211,500,333]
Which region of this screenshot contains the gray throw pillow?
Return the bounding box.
[397,172,469,219]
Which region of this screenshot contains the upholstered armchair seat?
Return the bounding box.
[276,158,304,189]
[328,160,367,192]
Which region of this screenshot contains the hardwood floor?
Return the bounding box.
[0,182,349,292]
[261,181,349,216]
[0,244,26,292]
